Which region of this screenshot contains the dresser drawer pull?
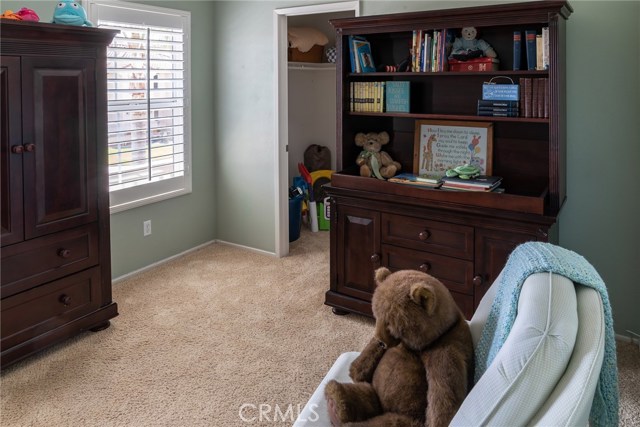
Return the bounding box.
[59,294,72,306]
[418,230,430,241]
[58,248,72,258]
[370,253,380,265]
[418,263,431,273]
[24,143,36,152]
[473,275,483,287]
[11,145,24,154]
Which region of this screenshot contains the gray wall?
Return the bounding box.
[2,0,218,278]
[6,1,638,335]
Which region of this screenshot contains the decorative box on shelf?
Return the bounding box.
[449,57,499,72]
[288,45,324,63]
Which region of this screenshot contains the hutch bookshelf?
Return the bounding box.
[324,1,572,319]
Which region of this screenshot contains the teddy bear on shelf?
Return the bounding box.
[324,267,473,427]
[355,131,401,179]
[449,26,497,61]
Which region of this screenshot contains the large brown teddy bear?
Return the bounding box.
[355,131,401,179]
[324,267,473,427]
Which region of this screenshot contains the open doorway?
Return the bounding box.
[273,1,358,257]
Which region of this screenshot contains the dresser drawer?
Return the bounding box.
[381,213,473,259]
[1,267,101,349]
[1,224,99,298]
[382,244,474,295]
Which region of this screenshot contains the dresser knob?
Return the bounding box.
[11,145,24,154]
[473,275,483,287]
[58,248,71,258]
[418,230,430,241]
[24,143,36,152]
[59,294,71,306]
[370,253,380,265]
[418,263,431,273]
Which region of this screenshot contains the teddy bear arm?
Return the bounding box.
[420,345,471,427]
[349,337,387,382]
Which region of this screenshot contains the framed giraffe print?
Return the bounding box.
[413,120,493,178]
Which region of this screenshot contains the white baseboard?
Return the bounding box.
[215,239,277,257]
[112,240,216,284]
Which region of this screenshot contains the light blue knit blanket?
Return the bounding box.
[474,242,618,427]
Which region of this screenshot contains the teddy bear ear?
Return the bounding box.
[355,133,366,146]
[379,131,390,144]
[409,283,436,315]
[374,267,391,285]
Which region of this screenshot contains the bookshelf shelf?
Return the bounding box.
[323,1,571,320]
[348,111,549,123]
[348,70,550,78]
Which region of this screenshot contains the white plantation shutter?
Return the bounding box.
[87,1,191,212]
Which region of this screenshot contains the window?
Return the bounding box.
[87,1,191,212]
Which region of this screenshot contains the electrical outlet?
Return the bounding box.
[143,220,152,236]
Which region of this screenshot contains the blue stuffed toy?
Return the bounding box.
[52,0,93,26]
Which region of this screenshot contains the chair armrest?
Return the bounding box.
[451,273,578,426]
[293,352,360,426]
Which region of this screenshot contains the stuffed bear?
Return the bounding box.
[449,27,497,61]
[324,267,473,427]
[355,131,401,179]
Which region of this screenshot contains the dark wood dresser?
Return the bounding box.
[1,21,118,367]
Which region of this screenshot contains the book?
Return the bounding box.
[513,31,522,70]
[356,39,376,73]
[441,175,502,192]
[389,173,441,188]
[525,30,537,70]
[536,34,543,70]
[478,111,519,117]
[478,106,519,112]
[541,27,550,70]
[347,35,366,73]
[521,77,532,118]
[478,100,519,108]
[385,81,410,113]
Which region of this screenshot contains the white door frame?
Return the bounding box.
[273,1,359,257]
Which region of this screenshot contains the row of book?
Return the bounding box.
[349,81,410,113]
[514,27,549,71]
[410,29,456,72]
[388,173,503,192]
[520,78,548,118]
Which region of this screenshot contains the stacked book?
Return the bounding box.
[440,175,502,192]
[479,78,520,117]
[388,173,442,188]
[477,100,519,117]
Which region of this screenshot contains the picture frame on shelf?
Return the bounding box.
[413,120,493,177]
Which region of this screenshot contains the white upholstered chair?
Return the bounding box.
[294,271,607,426]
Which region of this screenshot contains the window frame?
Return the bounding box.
[87,0,192,213]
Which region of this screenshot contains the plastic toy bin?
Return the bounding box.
[289,194,303,242]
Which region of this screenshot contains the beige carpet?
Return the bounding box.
[1,228,638,426]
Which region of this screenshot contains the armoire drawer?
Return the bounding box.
[382,244,474,296]
[1,224,99,298]
[1,267,101,349]
[381,213,473,260]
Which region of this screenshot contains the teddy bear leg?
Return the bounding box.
[379,165,398,179]
[324,380,382,426]
[360,164,372,177]
[343,413,422,427]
